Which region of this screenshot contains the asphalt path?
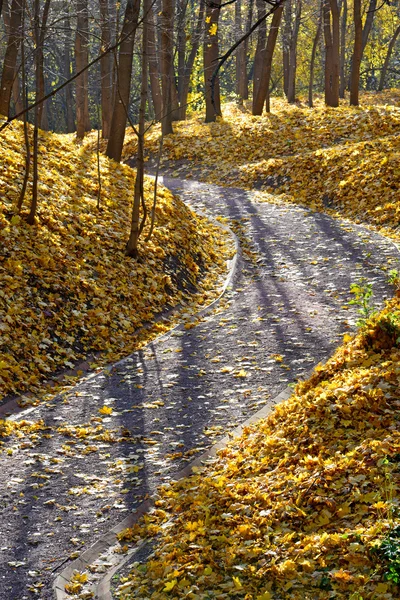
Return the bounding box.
[0,179,398,599]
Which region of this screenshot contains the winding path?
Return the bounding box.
[0,179,398,599]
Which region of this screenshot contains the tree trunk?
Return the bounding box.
[99,0,113,138]
[253,0,267,104]
[361,0,377,53]
[63,1,75,132]
[106,0,140,162]
[339,0,347,98]
[203,0,221,122]
[178,0,205,120]
[147,2,162,120]
[308,1,322,107]
[282,0,291,97]
[323,0,340,107]
[0,0,23,117]
[287,0,301,103]
[350,0,362,105]
[235,0,247,105]
[75,0,90,138]
[252,4,283,115]
[378,24,400,90]
[160,0,174,133]
[126,0,149,257]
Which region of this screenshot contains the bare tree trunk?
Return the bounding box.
[361,0,377,53]
[178,0,205,119]
[252,4,283,115]
[339,0,347,98]
[253,0,267,103]
[75,0,91,138]
[378,24,400,90]
[350,0,362,105]
[106,0,140,162]
[282,0,291,97]
[161,0,174,133]
[323,0,340,107]
[287,0,301,103]
[99,0,113,137]
[147,2,162,119]
[242,0,253,100]
[308,2,322,107]
[0,0,23,117]
[126,0,149,257]
[204,0,221,122]
[63,1,75,132]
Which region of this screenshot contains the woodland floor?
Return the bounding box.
[0,176,398,599]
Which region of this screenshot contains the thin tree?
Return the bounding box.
[378,23,400,90]
[160,0,174,133]
[0,0,23,117]
[308,0,322,107]
[349,0,362,105]
[99,0,113,138]
[323,0,340,107]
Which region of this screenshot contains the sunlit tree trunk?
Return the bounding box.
[235,0,247,105]
[106,0,140,162]
[204,0,221,122]
[252,4,283,115]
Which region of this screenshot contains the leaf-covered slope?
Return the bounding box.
[123,90,400,239]
[0,122,233,401]
[117,301,400,599]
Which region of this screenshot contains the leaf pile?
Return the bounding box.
[123,90,400,240]
[0,120,233,401]
[116,300,400,599]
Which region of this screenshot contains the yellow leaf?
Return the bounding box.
[233,576,242,589]
[98,405,113,415]
[163,579,177,592]
[209,23,218,35]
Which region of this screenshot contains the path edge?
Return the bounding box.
[53,386,292,600]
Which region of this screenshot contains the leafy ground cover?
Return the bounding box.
[123,90,400,241]
[108,92,400,599]
[115,300,400,600]
[0,120,234,403]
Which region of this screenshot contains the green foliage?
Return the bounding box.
[348,278,377,328]
[374,525,400,584]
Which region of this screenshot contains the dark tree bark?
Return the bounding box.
[378,24,400,90]
[75,0,91,138]
[204,0,221,122]
[99,0,113,138]
[323,0,340,107]
[106,0,140,162]
[235,0,247,104]
[282,0,291,96]
[252,4,284,115]
[0,0,23,117]
[160,0,174,133]
[350,0,362,105]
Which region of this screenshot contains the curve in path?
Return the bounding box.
[0,179,398,600]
